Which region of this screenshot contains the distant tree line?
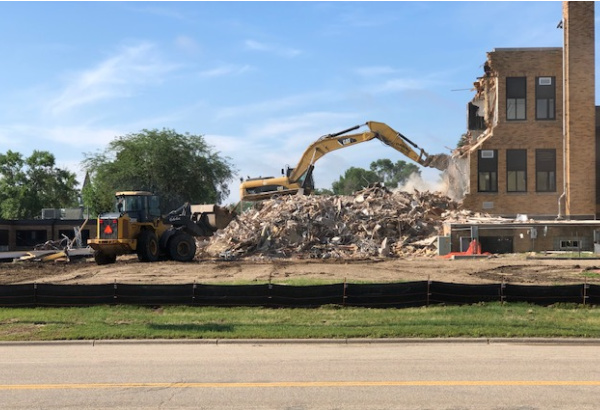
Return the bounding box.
[0,129,423,220]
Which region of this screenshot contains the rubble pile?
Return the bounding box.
[205,185,470,260]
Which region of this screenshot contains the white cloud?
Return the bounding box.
[46,42,179,116]
[214,91,336,120]
[175,35,201,54]
[198,64,252,78]
[244,39,302,58]
[354,66,398,77]
[369,77,431,94]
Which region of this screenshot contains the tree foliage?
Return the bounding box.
[81,129,236,215]
[369,159,420,189]
[329,159,422,195]
[0,150,79,219]
[331,167,380,195]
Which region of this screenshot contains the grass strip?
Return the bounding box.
[1,303,600,341]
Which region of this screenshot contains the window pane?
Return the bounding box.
[507,171,526,192]
[537,99,548,119]
[516,99,526,119]
[479,173,489,191]
[507,99,516,120]
[507,172,517,191]
[517,170,526,191]
[537,172,548,191]
[507,77,526,97]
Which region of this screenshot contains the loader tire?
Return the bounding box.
[137,230,159,262]
[94,251,117,265]
[168,233,197,262]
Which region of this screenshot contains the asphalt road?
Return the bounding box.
[1,339,600,409]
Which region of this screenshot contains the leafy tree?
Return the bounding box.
[313,188,334,196]
[331,167,380,195]
[0,150,79,219]
[369,159,420,189]
[82,128,236,215]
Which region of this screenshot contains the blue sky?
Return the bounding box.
[0,1,585,204]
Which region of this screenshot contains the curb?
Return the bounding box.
[3,337,600,346]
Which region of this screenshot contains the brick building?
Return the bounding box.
[460,1,596,220]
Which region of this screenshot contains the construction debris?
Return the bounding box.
[2,219,94,264]
[204,184,477,260]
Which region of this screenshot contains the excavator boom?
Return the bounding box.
[239,121,449,201]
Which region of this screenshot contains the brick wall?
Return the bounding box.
[462,1,596,219]
[563,1,596,217]
[462,48,564,216]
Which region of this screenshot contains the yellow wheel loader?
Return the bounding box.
[88,191,235,265]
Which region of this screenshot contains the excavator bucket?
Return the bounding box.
[426,154,450,171]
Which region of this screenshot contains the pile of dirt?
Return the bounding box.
[204,185,478,260]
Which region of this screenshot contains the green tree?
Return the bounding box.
[0,150,79,219]
[331,167,380,195]
[313,188,334,196]
[369,159,420,189]
[82,128,236,215]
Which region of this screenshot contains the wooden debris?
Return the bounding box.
[205,185,470,260]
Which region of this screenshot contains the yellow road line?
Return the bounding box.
[2,381,600,390]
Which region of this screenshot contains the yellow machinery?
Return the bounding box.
[239,121,449,201]
[88,191,235,265]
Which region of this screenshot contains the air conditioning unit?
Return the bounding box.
[41,208,60,219]
[538,77,552,86]
[481,150,495,158]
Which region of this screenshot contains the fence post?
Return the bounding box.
[583,279,589,306]
[113,279,117,305]
[500,279,506,305]
[33,282,37,306]
[342,278,347,307]
[426,276,431,307]
[192,281,196,305]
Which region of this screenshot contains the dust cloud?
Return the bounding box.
[398,156,469,202]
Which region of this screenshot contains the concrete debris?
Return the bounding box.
[205,184,482,260]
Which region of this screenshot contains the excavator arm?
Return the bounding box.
[239,121,449,201]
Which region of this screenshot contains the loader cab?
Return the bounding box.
[115,191,161,223]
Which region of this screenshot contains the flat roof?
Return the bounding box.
[492,47,562,52]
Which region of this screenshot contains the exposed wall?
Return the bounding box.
[0,219,96,251]
[462,48,564,216]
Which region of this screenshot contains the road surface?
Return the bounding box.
[1,339,600,409]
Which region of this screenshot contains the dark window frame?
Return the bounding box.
[478,149,498,193]
[506,149,527,192]
[536,149,557,192]
[506,77,527,121]
[535,76,556,120]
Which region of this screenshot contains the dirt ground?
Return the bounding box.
[2,253,600,286]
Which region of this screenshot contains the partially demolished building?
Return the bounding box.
[442,1,600,254]
[459,1,596,219]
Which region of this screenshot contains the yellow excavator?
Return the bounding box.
[239,121,449,201]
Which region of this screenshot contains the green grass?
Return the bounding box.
[1,303,600,341]
[530,251,599,259]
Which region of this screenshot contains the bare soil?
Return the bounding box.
[2,254,600,286]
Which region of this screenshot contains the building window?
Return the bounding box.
[507,149,527,192]
[506,77,526,120]
[478,149,498,192]
[15,230,47,248]
[536,149,556,192]
[536,77,555,120]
